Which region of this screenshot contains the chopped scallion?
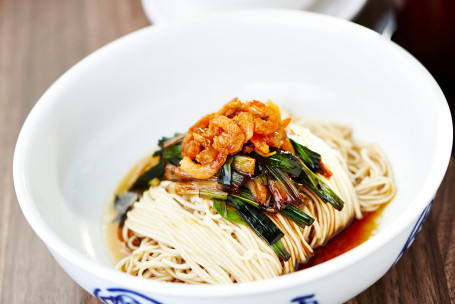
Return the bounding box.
[217,155,234,185]
[255,151,302,176]
[297,162,344,211]
[212,199,245,225]
[270,240,291,261]
[232,155,256,176]
[279,205,315,227]
[228,195,284,245]
[130,160,165,192]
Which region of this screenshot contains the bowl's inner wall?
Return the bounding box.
[23,14,444,267]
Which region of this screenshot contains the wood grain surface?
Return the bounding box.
[0,0,453,303]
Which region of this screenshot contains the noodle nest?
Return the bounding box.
[114,119,396,284]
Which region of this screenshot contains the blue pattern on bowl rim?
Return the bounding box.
[391,199,434,268]
[291,293,318,304]
[93,287,320,304]
[94,288,163,304]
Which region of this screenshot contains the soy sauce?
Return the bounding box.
[298,204,386,270]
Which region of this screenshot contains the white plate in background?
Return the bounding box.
[141,0,368,24]
[310,0,367,20]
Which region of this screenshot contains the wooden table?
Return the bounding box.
[1,0,453,303]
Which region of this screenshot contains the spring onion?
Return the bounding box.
[232,155,256,176]
[131,135,183,192]
[270,240,291,261]
[254,150,302,176]
[130,160,165,192]
[266,166,302,207]
[290,138,323,174]
[217,155,234,185]
[113,191,138,224]
[212,199,245,225]
[278,205,315,227]
[246,177,270,206]
[228,195,284,245]
[297,162,344,211]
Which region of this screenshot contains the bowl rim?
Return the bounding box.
[13,9,453,298]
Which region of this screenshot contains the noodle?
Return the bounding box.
[114,119,396,284]
[293,117,397,213]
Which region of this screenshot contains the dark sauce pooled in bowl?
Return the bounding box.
[298,204,386,270]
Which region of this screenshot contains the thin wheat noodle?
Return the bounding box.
[115,119,396,284]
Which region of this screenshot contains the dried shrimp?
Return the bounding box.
[180,98,293,178]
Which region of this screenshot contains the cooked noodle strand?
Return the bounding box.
[114,120,396,284]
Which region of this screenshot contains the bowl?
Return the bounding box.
[13,9,452,304]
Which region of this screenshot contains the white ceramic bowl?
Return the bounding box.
[13,10,452,304]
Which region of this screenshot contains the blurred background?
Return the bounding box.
[391,0,454,142]
[0,0,453,303]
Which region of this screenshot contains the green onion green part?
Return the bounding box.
[161,143,183,166]
[228,195,284,245]
[270,240,291,261]
[130,160,165,192]
[254,151,302,176]
[290,138,324,174]
[157,135,183,166]
[214,198,290,260]
[279,205,315,227]
[266,166,302,202]
[217,155,234,185]
[237,188,257,205]
[212,199,246,225]
[131,135,183,192]
[199,189,228,200]
[297,162,344,211]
